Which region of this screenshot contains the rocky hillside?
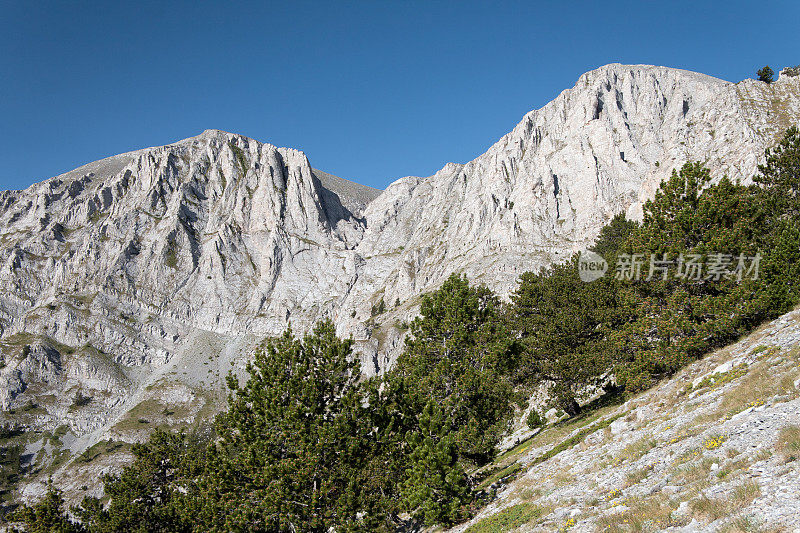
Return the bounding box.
[1,64,799,504]
[451,306,800,532]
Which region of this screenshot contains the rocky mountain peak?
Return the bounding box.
[1,65,799,496]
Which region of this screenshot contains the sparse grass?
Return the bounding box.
[76,439,127,464]
[732,482,761,506]
[528,414,624,468]
[113,399,168,431]
[750,345,769,355]
[88,210,104,224]
[691,481,761,521]
[626,436,657,459]
[20,400,45,415]
[47,448,72,472]
[165,241,178,269]
[674,457,716,484]
[692,494,731,521]
[715,456,750,481]
[464,502,548,533]
[496,434,536,462]
[752,449,773,462]
[551,469,575,488]
[776,425,800,461]
[719,514,782,533]
[0,332,37,348]
[113,389,207,434]
[691,364,748,391]
[228,142,248,177]
[596,494,688,531]
[518,487,542,500]
[625,465,653,487]
[72,293,97,308]
[716,362,778,417]
[498,391,625,465]
[613,436,657,466]
[664,426,699,446]
[476,462,522,491]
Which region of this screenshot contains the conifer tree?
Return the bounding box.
[401,401,469,527]
[757,65,774,83]
[205,320,375,531]
[392,274,517,465]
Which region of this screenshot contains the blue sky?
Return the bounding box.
[1,1,799,191]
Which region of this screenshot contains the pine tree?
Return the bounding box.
[393,274,517,465]
[400,401,469,526]
[511,260,626,413]
[73,429,204,532]
[755,127,800,214]
[203,320,378,532]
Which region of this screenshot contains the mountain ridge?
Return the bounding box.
[1,63,799,505]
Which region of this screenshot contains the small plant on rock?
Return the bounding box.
[782,65,800,77]
[526,409,544,430]
[757,65,774,83]
[73,390,92,407]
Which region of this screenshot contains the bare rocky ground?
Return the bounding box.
[452,308,800,532]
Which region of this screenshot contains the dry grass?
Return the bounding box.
[674,457,716,485]
[715,350,800,419]
[692,495,732,521]
[595,495,689,531]
[732,482,762,506]
[625,465,653,487]
[718,515,783,533]
[512,402,622,454]
[464,502,551,533]
[691,481,761,521]
[518,487,542,500]
[613,436,657,465]
[715,456,750,481]
[475,462,522,491]
[752,449,773,463]
[717,364,774,416]
[776,425,800,462]
[509,465,574,500]
[552,470,576,488]
[691,364,748,392]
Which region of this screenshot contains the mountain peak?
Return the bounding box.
[1,64,799,502]
[582,62,730,84]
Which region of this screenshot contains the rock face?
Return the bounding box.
[1,64,799,492]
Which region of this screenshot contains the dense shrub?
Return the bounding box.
[783,65,800,77]
[525,409,544,430]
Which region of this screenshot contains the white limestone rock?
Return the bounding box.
[1,64,799,492]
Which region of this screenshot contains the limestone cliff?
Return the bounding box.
[1,65,799,502]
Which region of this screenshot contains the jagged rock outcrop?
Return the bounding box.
[1,64,799,496]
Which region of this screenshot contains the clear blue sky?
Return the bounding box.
[1,1,798,191]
